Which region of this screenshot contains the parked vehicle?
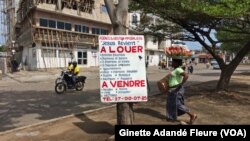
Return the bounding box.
[55,70,87,94]
[212,63,220,69]
[210,60,217,66]
[210,60,220,69]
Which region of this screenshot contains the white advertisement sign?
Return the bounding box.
[99,35,147,103]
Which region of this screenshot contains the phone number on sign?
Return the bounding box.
[102,96,148,102]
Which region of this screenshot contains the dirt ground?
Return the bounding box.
[0,74,249,141]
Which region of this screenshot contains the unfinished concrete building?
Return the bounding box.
[15,0,111,70]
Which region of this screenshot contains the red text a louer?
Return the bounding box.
[100,46,143,53]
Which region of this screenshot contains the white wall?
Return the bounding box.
[145,35,158,50]
[148,55,159,66]
[146,51,166,66]
[160,39,171,48]
[36,49,99,68]
[89,51,99,67]
[58,57,71,68]
[0,58,7,74]
[21,46,37,70]
[36,48,71,69]
[22,47,29,70]
[30,48,37,70]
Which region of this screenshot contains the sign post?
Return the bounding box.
[99,35,147,103]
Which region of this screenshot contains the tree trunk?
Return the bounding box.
[104,0,134,125]
[216,41,250,92]
[186,27,250,92]
[117,103,134,125]
[216,66,234,92]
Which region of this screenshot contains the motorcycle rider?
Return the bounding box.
[71,61,80,87]
[68,62,73,72]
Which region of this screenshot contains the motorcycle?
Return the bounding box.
[55,70,87,94]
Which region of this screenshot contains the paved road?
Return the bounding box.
[0,64,249,132]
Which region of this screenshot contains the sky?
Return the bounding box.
[0,19,6,45]
[0,23,5,46]
[184,41,203,51]
[184,29,218,51]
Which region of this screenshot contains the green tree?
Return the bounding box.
[0,45,5,52]
[130,0,250,92]
[216,30,248,54]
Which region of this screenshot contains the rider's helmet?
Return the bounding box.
[72,61,77,67]
[68,61,72,66]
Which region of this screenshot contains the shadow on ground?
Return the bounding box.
[73,114,114,135]
[0,89,111,132]
[134,108,166,119]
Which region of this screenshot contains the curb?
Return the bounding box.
[5,73,58,83]
[4,73,22,83]
[0,104,116,136]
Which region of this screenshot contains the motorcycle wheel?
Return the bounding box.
[55,78,61,84]
[55,82,66,94]
[75,81,84,91]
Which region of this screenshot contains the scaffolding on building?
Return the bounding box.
[16,0,98,70]
[33,26,98,69]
